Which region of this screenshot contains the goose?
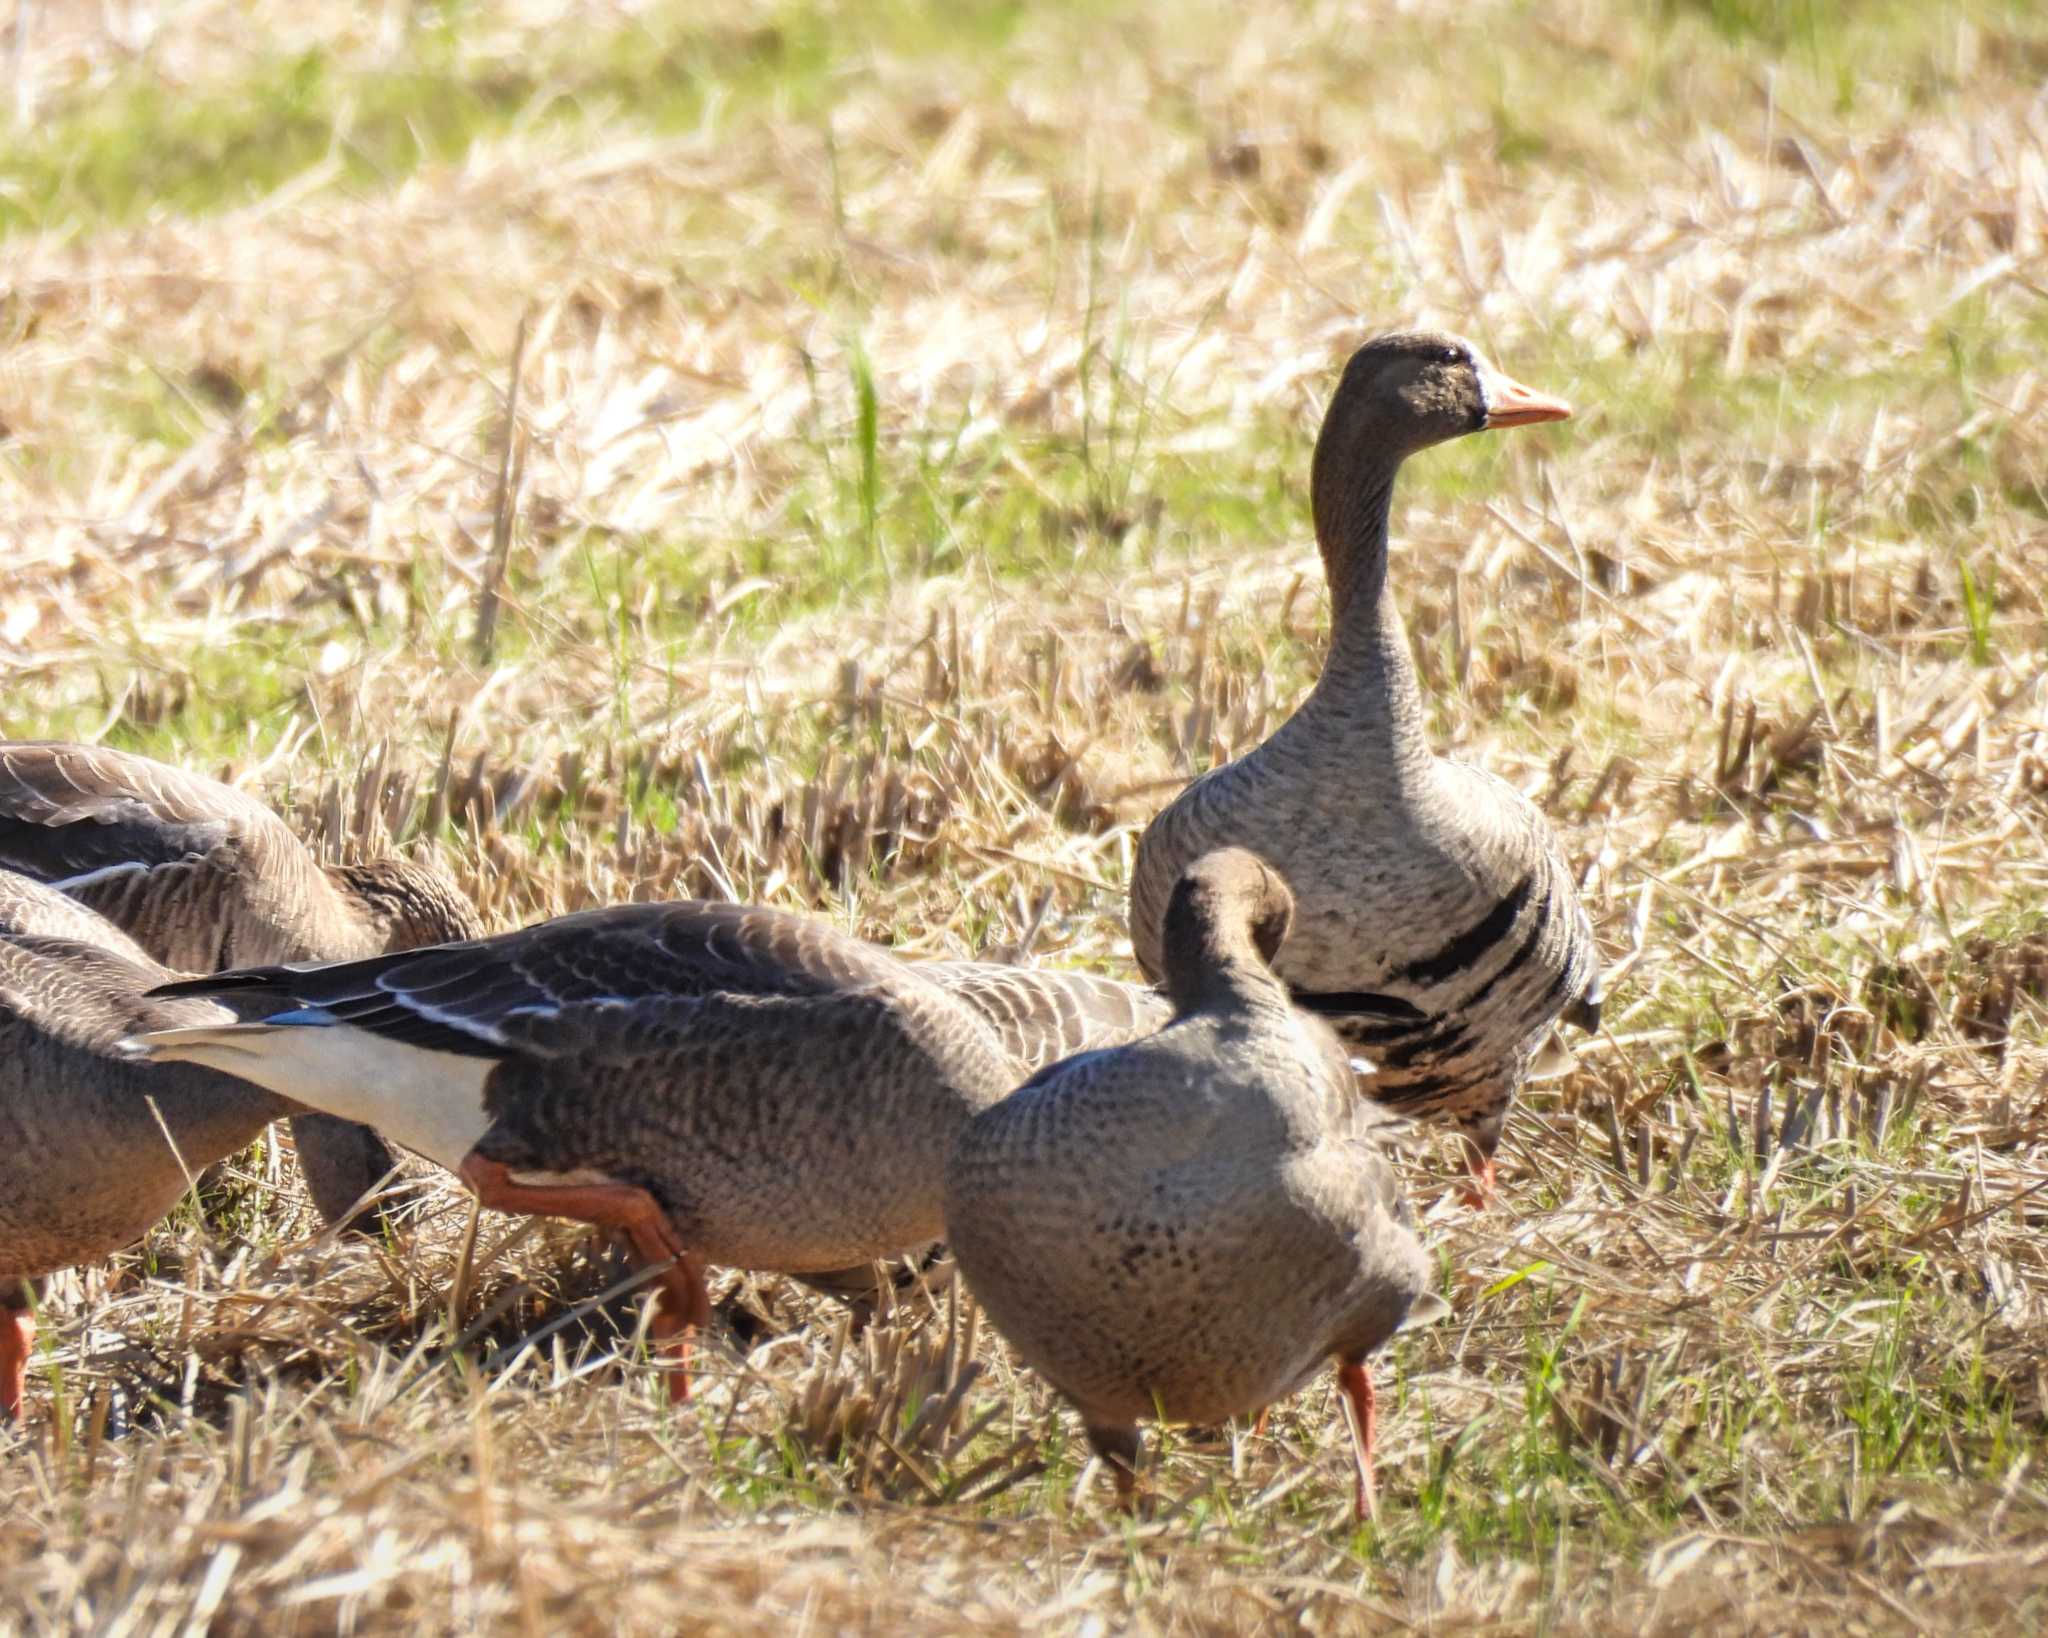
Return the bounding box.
[946,848,1444,1519]
[126,899,1025,1402]
[0,870,318,1420]
[0,741,486,1223]
[1128,332,1602,1200]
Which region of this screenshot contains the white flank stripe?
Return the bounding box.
[51,861,150,891]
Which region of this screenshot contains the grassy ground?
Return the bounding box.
[5,0,2048,1628]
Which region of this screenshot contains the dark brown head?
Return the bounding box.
[1318,330,1571,461]
[1309,330,1571,613]
[1160,847,1295,1012]
[328,854,485,952]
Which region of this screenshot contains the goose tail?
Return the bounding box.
[122,1022,492,1174]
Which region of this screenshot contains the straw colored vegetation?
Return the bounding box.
[4,0,2048,1628]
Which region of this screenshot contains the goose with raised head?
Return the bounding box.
[0,870,317,1420]
[0,742,486,1223]
[947,848,1443,1518]
[1128,333,1602,1200]
[127,899,1022,1402]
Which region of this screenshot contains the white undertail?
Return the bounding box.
[130,1024,493,1173]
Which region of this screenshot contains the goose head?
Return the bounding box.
[1308,331,1571,621]
[1161,847,1295,1008]
[1318,330,1571,465]
[328,854,486,952]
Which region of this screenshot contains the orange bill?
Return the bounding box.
[1480,368,1573,429]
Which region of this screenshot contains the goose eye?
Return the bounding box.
[1437,347,1463,365]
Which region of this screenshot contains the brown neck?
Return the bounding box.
[1161,903,1289,1018]
[1302,436,1433,773]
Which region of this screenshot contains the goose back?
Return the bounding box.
[921,962,1170,1074]
[0,742,482,970]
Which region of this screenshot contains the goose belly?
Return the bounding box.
[0,1164,190,1285]
[476,1047,981,1276]
[949,1157,1388,1428]
[0,1050,275,1284]
[1275,854,1587,1128]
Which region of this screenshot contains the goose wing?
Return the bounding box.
[147,899,917,1061]
[0,742,294,887]
[921,962,1170,1073]
[0,866,155,965]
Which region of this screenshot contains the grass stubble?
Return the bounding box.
[3,0,2048,1629]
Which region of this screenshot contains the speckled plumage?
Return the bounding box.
[0,742,485,1223]
[0,870,301,1415]
[948,849,1436,1510]
[138,901,1027,1393]
[1129,333,1602,1166]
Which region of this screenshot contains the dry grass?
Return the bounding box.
[5,0,2048,1629]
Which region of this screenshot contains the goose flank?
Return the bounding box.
[791,962,1171,1309]
[1127,333,1602,1198]
[0,870,311,1420]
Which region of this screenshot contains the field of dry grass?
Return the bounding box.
[4,0,2048,1629]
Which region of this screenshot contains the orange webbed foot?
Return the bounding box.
[1457,1155,1497,1211]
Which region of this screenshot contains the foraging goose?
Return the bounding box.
[947,849,1443,1518]
[128,900,1021,1402]
[0,742,486,1222]
[1128,333,1602,1198]
[0,870,310,1420]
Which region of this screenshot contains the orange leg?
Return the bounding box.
[458,1155,708,1403]
[1086,1423,1142,1515]
[1455,1127,1498,1211]
[1458,1152,1497,1211]
[1,1301,33,1423]
[1335,1360,1378,1523]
